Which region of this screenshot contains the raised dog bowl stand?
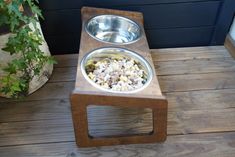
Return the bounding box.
[70,7,168,147]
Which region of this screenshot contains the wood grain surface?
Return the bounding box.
[70,7,167,147]
[74,7,163,97]
[225,35,235,59]
[0,46,235,156]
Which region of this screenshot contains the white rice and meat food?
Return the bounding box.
[85,55,148,92]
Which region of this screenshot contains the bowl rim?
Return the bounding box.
[85,14,142,45]
[80,47,153,94]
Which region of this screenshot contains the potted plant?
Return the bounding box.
[0,0,56,98]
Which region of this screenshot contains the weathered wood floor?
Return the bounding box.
[0,46,235,157]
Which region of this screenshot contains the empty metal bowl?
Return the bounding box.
[81,47,153,93]
[85,15,141,44]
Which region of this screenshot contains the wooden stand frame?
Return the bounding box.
[225,34,235,59]
[71,7,168,147]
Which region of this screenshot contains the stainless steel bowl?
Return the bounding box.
[85,15,141,44]
[81,47,153,93]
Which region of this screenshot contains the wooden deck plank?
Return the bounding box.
[0,132,234,157]
[166,89,235,110]
[154,58,235,75]
[52,50,235,88]
[1,89,235,123]
[1,104,235,146]
[86,107,235,137]
[159,72,235,92]
[0,119,74,146]
[49,67,77,83]
[54,54,78,68]
[0,82,74,103]
[151,46,231,61]
[0,46,235,156]
[1,70,235,103]
[53,46,231,68]
[0,99,71,122]
[51,47,235,86]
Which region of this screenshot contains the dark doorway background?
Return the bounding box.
[39,0,235,54]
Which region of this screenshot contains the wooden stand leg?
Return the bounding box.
[71,92,168,147]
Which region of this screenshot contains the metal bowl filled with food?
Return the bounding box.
[81,47,153,93]
[85,15,142,44]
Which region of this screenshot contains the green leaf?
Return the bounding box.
[33,67,40,75]
[30,5,43,18]
[1,86,11,95]
[2,45,15,54]
[0,0,50,98]
[10,2,22,17]
[1,76,10,85]
[11,81,21,92]
[0,14,9,26]
[3,63,17,74]
[47,56,58,64]
[34,0,39,4]
[13,58,27,70]
[9,16,20,31]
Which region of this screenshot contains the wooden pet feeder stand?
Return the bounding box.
[71,7,168,147]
